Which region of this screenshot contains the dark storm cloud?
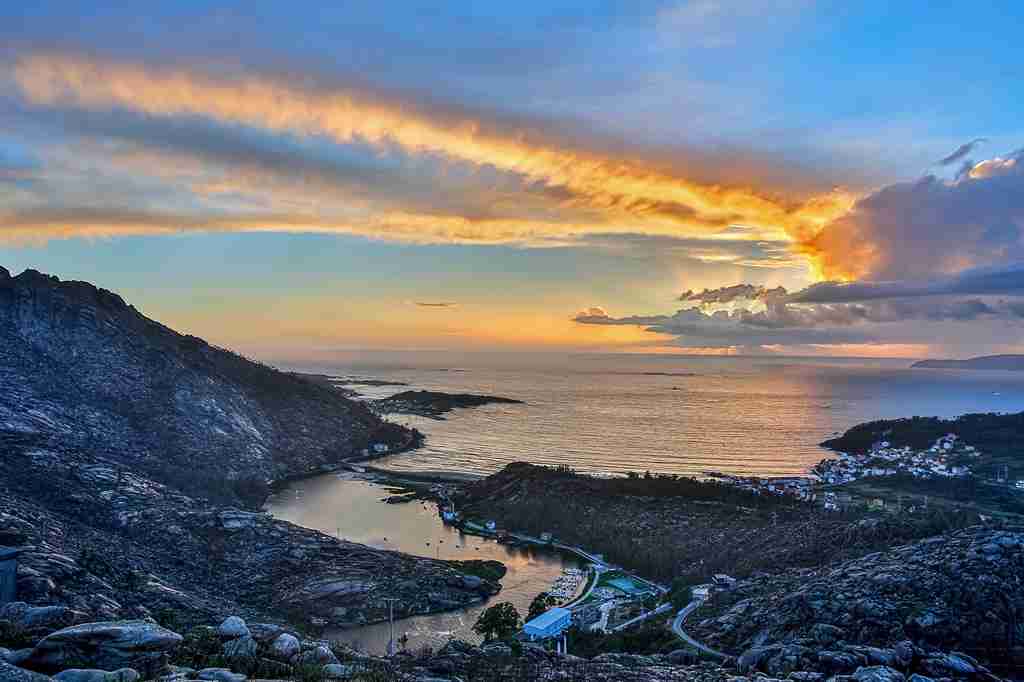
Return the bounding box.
[790,263,1024,303]
[575,274,1024,349]
[573,305,878,347]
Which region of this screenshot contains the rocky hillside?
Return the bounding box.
[0,267,418,506]
[0,267,493,634]
[690,526,1024,676]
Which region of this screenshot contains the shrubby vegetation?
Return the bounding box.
[459,463,979,583]
[847,473,1024,514]
[524,464,800,507]
[527,592,560,621]
[472,602,522,641]
[568,621,680,658]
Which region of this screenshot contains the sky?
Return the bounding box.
[2,1,1024,361]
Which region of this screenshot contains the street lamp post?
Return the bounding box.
[383,598,399,657]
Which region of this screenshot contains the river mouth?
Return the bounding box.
[266,473,580,654]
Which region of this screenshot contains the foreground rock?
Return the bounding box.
[0,606,84,641]
[0,660,51,682]
[691,527,1024,676]
[53,669,139,682]
[3,611,1015,682]
[24,621,181,673]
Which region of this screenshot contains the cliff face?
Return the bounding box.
[0,268,413,505]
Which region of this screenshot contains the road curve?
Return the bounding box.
[671,598,728,661]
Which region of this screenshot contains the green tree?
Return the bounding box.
[669,577,695,609]
[527,592,559,621]
[472,602,522,641]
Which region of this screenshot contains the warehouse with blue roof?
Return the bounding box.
[523,607,572,641]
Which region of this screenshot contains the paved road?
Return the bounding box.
[562,565,604,610]
[609,601,673,633]
[671,598,728,661]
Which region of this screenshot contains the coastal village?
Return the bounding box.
[707,433,992,511]
[812,433,977,484]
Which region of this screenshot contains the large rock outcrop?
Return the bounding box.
[24,621,181,673]
[0,268,417,507]
[691,527,1024,674]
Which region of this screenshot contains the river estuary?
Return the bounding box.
[266,474,580,654]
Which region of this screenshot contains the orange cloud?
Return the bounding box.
[10,52,858,267]
[0,207,742,247]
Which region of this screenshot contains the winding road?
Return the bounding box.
[671,597,728,661]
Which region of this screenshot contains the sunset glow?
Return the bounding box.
[2,3,1023,358]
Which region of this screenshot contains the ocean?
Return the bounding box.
[288,353,1024,478]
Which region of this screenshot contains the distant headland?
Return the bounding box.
[912,354,1024,370]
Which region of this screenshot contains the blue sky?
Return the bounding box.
[2,2,1023,358]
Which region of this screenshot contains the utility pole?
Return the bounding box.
[383,598,399,657]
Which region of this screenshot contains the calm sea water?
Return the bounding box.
[291,353,1024,478]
